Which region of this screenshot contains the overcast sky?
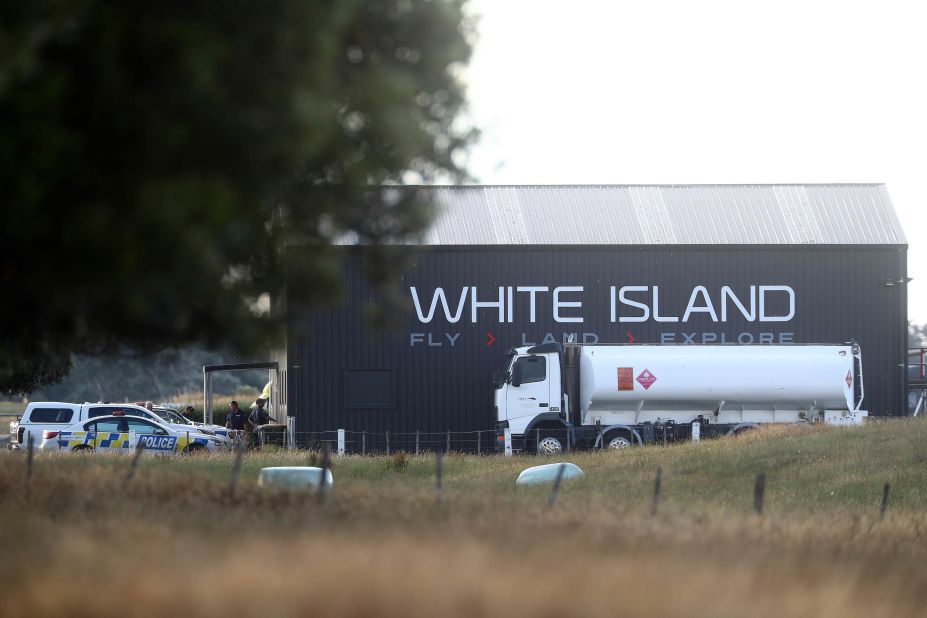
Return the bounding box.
[462,0,925,324]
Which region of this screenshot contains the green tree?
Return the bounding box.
[0,0,475,395]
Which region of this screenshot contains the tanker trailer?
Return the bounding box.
[493,342,865,455]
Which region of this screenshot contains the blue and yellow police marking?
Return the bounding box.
[60,431,95,448]
[96,432,130,448]
[60,431,134,450]
[175,435,209,452]
[58,430,211,453]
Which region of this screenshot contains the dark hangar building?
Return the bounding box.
[278,184,908,449]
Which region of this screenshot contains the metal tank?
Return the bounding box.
[577,344,861,425]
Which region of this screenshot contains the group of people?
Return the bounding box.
[225,397,276,447]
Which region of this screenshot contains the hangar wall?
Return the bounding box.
[289,244,907,443]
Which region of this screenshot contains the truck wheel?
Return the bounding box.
[730,425,759,437]
[606,435,632,449]
[536,435,564,456]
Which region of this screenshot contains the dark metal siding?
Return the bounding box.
[289,245,907,442]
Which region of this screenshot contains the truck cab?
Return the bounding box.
[494,343,566,454]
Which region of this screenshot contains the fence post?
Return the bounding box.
[477,431,481,455]
[754,472,766,515]
[651,466,662,516]
[504,428,512,457]
[880,483,890,519]
[318,444,331,505]
[386,431,390,456]
[228,440,244,497]
[287,416,296,450]
[691,421,700,442]
[26,435,34,485]
[362,431,366,456]
[547,463,567,509]
[446,430,450,453]
[435,450,444,507]
[337,429,345,458]
[416,430,420,456]
[126,442,146,482]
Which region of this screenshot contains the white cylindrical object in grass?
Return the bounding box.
[258,466,333,490]
[516,462,583,486]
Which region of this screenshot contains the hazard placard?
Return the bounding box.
[637,369,657,390]
[618,367,634,391]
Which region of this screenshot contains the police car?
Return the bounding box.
[39,413,231,454]
[11,402,234,451]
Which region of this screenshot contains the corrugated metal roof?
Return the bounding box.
[408,184,906,246]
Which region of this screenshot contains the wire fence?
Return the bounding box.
[13,433,901,520]
[252,426,588,456]
[276,429,512,455]
[252,423,712,455]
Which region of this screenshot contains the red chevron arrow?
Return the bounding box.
[486,331,496,347]
[626,331,635,343]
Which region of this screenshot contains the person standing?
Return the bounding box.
[248,398,275,448]
[226,401,247,446]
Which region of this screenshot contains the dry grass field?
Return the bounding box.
[1,419,926,617]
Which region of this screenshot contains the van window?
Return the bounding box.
[89,406,143,418]
[514,356,546,384]
[27,408,74,423]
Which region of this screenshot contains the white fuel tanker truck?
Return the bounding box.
[493,342,865,454]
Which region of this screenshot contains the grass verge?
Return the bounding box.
[1,419,926,616]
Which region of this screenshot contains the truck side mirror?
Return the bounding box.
[511,362,522,387]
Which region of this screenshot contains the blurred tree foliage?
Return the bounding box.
[0,0,475,395]
[31,346,269,403]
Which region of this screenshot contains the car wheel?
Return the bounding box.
[72,445,93,453]
[182,443,207,455]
